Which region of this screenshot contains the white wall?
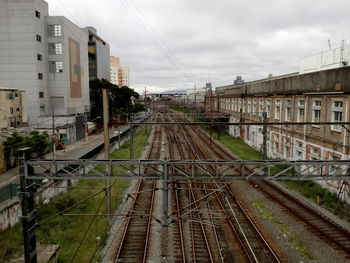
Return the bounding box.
[0,0,49,124]
[46,16,89,116]
[300,42,350,74]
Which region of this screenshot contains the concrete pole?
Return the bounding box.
[52,107,56,159]
[18,148,37,263]
[162,161,169,227]
[262,112,268,177]
[130,124,134,160]
[102,88,112,222]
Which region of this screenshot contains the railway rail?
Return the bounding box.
[191,115,350,259]
[114,126,162,263]
[165,114,282,262]
[113,109,350,262]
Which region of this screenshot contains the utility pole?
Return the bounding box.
[130,123,134,160]
[52,107,56,159]
[262,112,268,176]
[194,84,197,107]
[102,87,112,222]
[18,148,38,263]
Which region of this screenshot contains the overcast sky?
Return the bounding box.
[46,0,350,94]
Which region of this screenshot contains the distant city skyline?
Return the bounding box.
[45,0,350,95]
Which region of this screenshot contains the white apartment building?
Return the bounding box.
[121,66,129,87]
[110,56,120,86]
[0,0,90,124]
[110,56,130,87]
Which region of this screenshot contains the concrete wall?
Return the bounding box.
[300,42,350,74]
[46,16,89,116]
[0,0,49,124]
[216,66,350,97]
[210,87,350,203]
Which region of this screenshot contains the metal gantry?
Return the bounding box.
[26,159,350,181]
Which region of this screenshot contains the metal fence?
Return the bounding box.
[0,125,135,203]
[0,183,19,203]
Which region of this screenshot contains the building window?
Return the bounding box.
[252,99,257,115]
[285,99,291,121]
[266,100,271,117]
[35,10,40,18]
[49,61,63,73]
[48,43,63,55]
[312,100,321,126]
[329,154,341,175]
[40,105,45,112]
[331,100,343,132]
[247,99,251,113]
[297,100,305,122]
[10,107,13,114]
[39,92,44,98]
[275,99,280,119]
[36,34,41,42]
[6,93,13,100]
[48,25,62,37]
[16,108,20,112]
[258,99,263,115]
[38,73,43,79]
[296,150,303,158]
[37,54,42,61]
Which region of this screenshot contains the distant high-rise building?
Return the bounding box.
[0,0,92,123]
[234,76,244,85]
[110,56,130,87]
[110,56,120,86]
[121,66,130,87]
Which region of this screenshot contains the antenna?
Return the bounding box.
[328,39,332,50]
[340,39,347,66]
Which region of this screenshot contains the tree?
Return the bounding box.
[89,79,141,121]
[26,130,49,158]
[3,131,49,169]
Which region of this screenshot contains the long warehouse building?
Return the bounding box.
[206,64,350,202]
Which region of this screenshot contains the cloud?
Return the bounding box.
[46,0,350,93]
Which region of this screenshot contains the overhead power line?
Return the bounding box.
[119,0,197,84]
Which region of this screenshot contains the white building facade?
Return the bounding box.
[0,0,90,124]
[300,40,350,74]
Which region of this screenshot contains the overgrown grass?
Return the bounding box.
[0,127,150,262]
[207,128,263,160]
[283,181,343,210]
[204,127,347,218]
[252,200,315,260]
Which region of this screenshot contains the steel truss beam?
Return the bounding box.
[26,159,350,180]
[116,121,350,126]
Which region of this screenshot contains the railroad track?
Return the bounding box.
[114,126,162,263]
[193,119,350,258]
[165,114,281,262]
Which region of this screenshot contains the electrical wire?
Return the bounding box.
[37,188,105,227]
[119,0,196,85]
[69,188,108,263]
[128,1,197,81]
[99,181,140,262]
[126,0,197,82]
